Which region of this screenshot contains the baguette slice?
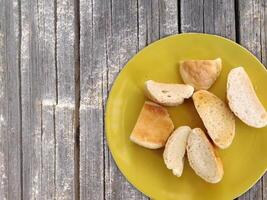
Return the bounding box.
[163,126,191,177]
[180,58,222,90]
[227,67,267,128]
[187,128,224,183]
[193,90,235,149]
[144,80,194,106]
[130,101,174,149]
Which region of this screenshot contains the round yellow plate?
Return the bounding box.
[105,33,267,200]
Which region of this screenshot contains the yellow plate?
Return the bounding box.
[105,33,267,200]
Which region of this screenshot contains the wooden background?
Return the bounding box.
[0,0,266,199]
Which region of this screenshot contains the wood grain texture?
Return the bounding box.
[238,0,267,199]
[56,0,78,199]
[0,0,21,199]
[41,102,56,199]
[57,0,76,103]
[158,0,178,37]
[138,0,160,50]
[55,105,76,200]
[181,0,236,40]
[181,0,204,33]
[21,0,58,199]
[21,0,43,198]
[79,0,106,199]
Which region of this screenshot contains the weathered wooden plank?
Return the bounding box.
[57,0,76,103]
[181,0,236,40]
[41,102,56,199]
[138,0,178,50]
[181,0,204,33]
[0,0,21,199]
[239,0,264,61]
[56,0,78,199]
[21,0,42,198]
[55,105,76,200]
[159,0,178,37]
[38,0,57,101]
[203,0,236,40]
[79,0,106,199]
[138,0,160,50]
[37,2,57,198]
[37,1,57,198]
[21,0,57,199]
[237,0,267,199]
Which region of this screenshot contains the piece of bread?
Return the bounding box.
[227,67,267,128]
[130,101,174,149]
[163,126,191,177]
[193,90,235,149]
[144,80,194,106]
[187,128,224,183]
[180,58,222,90]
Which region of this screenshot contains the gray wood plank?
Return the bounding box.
[237,0,267,199]
[21,0,78,198]
[181,0,204,33]
[20,0,59,199]
[159,0,178,37]
[203,0,236,40]
[0,0,21,199]
[181,0,236,40]
[37,2,57,199]
[55,104,76,200]
[57,0,76,103]
[37,1,57,198]
[21,0,43,198]
[41,102,56,200]
[56,0,78,199]
[79,0,106,199]
[239,0,264,61]
[138,0,160,50]
[138,0,178,50]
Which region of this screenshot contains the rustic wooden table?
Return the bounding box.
[0,0,266,199]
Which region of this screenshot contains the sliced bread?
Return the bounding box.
[180,58,222,90]
[227,67,267,128]
[144,80,194,106]
[187,128,224,183]
[163,126,191,177]
[130,101,174,149]
[193,90,235,149]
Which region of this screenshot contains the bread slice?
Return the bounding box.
[144,80,194,106]
[180,58,222,90]
[130,101,174,149]
[187,128,224,183]
[227,67,267,128]
[193,90,235,149]
[163,126,191,177]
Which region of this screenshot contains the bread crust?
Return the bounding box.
[187,128,224,183]
[163,126,191,177]
[180,58,222,90]
[193,90,235,149]
[130,101,174,149]
[144,80,194,106]
[227,67,267,128]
